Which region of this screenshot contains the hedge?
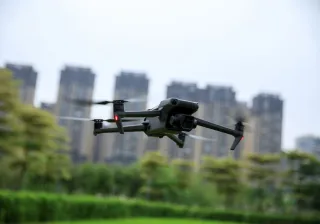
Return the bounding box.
[0,190,319,224]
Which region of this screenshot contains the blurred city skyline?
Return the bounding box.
[0,0,319,149]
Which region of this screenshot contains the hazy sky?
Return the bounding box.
[0,0,319,149]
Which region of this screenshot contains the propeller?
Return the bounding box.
[182,132,217,142]
[224,114,253,133]
[65,96,147,106]
[57,116,140,123]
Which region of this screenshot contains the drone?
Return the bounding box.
[60,97,246,150]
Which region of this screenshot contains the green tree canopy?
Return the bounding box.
[0,69,24,155]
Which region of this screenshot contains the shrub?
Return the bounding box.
[0,190,319,224]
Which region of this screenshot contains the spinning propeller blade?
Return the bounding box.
[225,114,253,133]
[65,96,147,106]
[57,116,140,123]
[222,123,253,133]
[57,116,92,121]
[182,132,216,142]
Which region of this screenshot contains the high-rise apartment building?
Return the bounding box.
[251,93,283,154]
[295,135,320,157]
[199,85,237,159]
[104,71,149,165]
[5,63,38,105]
[54,65,95,163]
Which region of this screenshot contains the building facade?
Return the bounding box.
[104,71,149,165]
[295,135,320,157]
[251,93,283,154]
[199,85,237,159]
[54,65,95,163]
[5,63,38,105]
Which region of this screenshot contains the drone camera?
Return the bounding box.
[170,114,196,132]
[180,115,196,131]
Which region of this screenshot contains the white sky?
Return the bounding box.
[0,0,319,149]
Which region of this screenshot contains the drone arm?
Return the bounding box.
[166,134,185,148]
[194,118,243,151]
[117,111,160,118]
[94,125,146,135]
[195,118,242,137]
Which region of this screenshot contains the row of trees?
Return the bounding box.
[2,149,320,215]
[1,68,320,216]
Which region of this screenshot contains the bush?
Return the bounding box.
[0,190,319,224]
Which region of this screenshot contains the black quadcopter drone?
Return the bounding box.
[60,97,246,150]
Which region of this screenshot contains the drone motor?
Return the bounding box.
[113,101,125,114]
[93,120,103,130]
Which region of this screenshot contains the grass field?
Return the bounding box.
[52,218,242,224]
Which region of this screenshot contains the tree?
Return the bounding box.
[284,150,320,212]
[171,159,194,190]
[138,151,173,201]
[66,163,113,195]
[122,164,144,197]
[0,69,24,156]
[201,157,243,210]
[246,153,282,212]
[7,105,70,188]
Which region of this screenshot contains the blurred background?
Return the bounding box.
[0,0,319,223]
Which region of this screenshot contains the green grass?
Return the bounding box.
[51,218,243,224]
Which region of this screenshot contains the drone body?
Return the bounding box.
[86,97,244,150]
[61,96,246,150]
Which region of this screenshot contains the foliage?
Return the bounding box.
[0,69,70,189]
[201,157,243,209]
[0,69,24,155]
[1,190,320,224]
[244,153,282,212]
[282,151,320,212]
[138,152,173,201]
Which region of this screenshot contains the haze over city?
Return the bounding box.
[0,0,319,149]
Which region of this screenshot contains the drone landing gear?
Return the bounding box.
[166,133,186,148]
